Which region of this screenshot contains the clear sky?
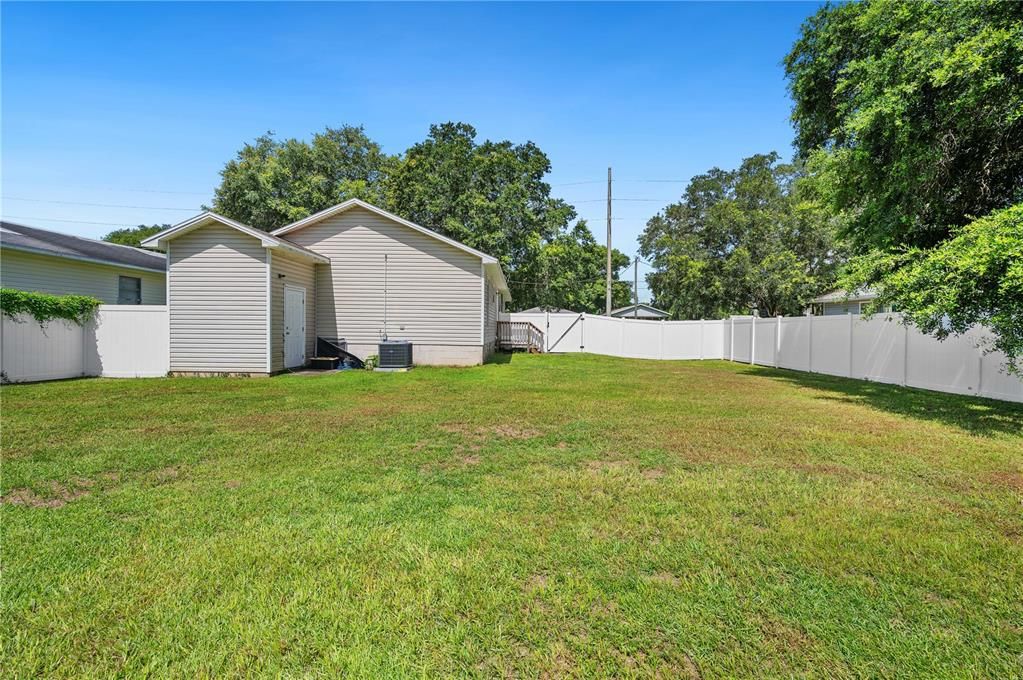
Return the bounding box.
[1,1,818,299]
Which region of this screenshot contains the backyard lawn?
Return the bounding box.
[2,354,1022,678]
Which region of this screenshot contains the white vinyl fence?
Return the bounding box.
[505,312,725,360]
[505,311,1023,403]
[1,305,168,383]
[724,313,1022,403]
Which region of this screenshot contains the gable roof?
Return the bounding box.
[141,212,328,264]
[270,199,509,296]
[1,220,167,273]
[610,303,670,318]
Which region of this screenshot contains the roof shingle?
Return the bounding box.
[0,221,166,272]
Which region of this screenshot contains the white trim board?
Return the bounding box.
[265,249,272,374]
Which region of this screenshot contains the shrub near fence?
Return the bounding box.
[504,311,1023,403]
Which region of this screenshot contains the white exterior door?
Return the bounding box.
[284,285,306,368]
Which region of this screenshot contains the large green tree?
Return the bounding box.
[210,125,393,229]
[209,121,630,309]
[639,153,843,319]
[383,122,582,302]
[102,224,168,249]
[843,204,1023,363]
[786,0,1023,365]
[512,221,632,313]
[785,0,1023,250]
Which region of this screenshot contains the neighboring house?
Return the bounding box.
[807,289,893,316]
[610,303,670,320]
[518,307,576,314]
[1,221,166,304]
[142,199,511,374]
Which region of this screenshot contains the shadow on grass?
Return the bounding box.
[736,364,1023,437]
[486,352,515,365]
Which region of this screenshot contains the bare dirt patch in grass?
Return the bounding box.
[642,467,666,480]
[3,479,93,508]
[759,618,813,651]
[524,573,549,592]
[643,572,682,587]
[986,470,1023,492]
[439,422,543,440]
[148,466,184,484]
[585,459,632,473]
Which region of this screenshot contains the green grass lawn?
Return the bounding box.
[3,354,1022,678]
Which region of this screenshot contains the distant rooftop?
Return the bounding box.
[518,306,578,314]
[810,288,878,304]
[0,221,166,273]
[610,303,670,318]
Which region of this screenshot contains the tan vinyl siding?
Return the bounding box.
[168,224,267,373]
[1,248,165,304]
[484,279,498,344]
[270,251,316,372]
[283,206,483,347]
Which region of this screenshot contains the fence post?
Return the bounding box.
[977,349,984,398]
[80,314,88,377]
[775,315,781,368]
[659,320,665,359]
[730,316,735,361]
[902,320,909,386]
[808,313,814,373]
[848,312,854,378]
[700,318,705,360]
[619,317,625,357]
[750,316,756,366]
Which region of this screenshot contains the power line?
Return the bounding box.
[549,180,605,187]
[4,183,211,196]
[572,197,663,203]
[552,177,688,186]
[1,215,142,228]
[3,196,199,211]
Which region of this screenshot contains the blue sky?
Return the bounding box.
[1,1,817,298]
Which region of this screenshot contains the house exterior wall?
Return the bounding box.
[821,301,867,315]
[1,248,165,304]
[269,250,316,372]
[167,224,267,374]
[282,206,486,365]
[483,277,499,359]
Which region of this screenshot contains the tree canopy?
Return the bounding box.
[639,153,843,319]
[843,204,1023,365]
[102,224,168,249]
[210,122,631,310]
[785,0,1023,251]
[786,0,1023,366]
[512,221,632,313]
[211,125,393,230]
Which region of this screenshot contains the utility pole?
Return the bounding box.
[605,166,612,316]
[633,255,639,318]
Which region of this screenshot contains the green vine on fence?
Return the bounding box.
[0,288,102,326]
